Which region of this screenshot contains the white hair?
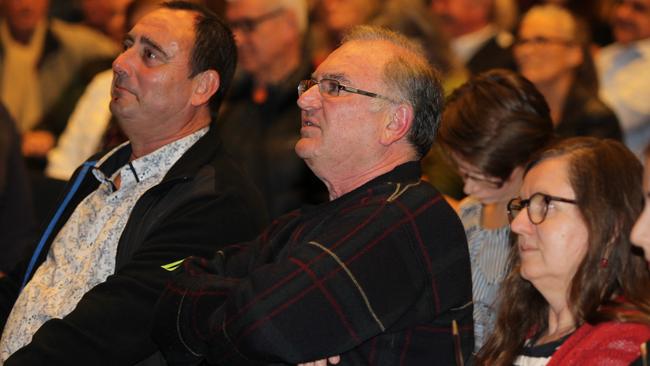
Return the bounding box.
[275,0,308,35]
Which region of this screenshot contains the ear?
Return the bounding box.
[380,103,414,146]
[190,69,220,107]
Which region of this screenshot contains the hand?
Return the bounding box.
[22,130,55,157]
[298,355,340,366]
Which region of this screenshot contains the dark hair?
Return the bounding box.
[437,69,554,181]
[162,1,237,118]
[477,137,650,365]
[342,25,444,159]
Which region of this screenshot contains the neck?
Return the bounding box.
[316,151,415,200]
[9,26,35,45]
[536,74,574,126]
[124,109,210,159]
[540,304,576,344]
[482,201,510,229]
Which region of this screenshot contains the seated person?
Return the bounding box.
[514,5,622,140]
[152,25,474,365]
[437,69,554,351]
[478,137,650,365]
[0,2,267,364]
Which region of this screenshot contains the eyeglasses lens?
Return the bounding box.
[528,194,548,224]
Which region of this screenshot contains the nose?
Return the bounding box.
[231,27,247,47]
[463,178,479,196]
[297,82,322,111]
[112,48,132,79]
[510,207,533,236]
[630,207,650,254]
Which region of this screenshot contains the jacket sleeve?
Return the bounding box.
[154,197,471,365]
[4,178,267,366]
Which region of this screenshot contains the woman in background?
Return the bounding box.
[514,5,622,140]
[437,69,554,351]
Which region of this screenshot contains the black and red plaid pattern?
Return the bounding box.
[153,162,474,365]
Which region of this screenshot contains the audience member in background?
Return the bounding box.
[80,0,133,42]
[0,2,267,364]
[371,0,468,200]
[478,137,650,365]
[46,0,165,181]
[437,69,554,351]
[310,0,384,65]
[631,141,650,366]
[597,0,650,156]
[520,0,615,46]
[0,0,117,152]
[514,5,622,140]
[152,25,474,365]
[430,0,516,75]
[220,0,326,218]
[0,104,35,275]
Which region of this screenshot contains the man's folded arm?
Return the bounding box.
[4,193,265,365]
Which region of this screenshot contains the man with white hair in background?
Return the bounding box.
[219,0,326,218]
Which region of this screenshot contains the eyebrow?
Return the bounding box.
[313,72,350,84]
[141,35,170,60]
[124,33,170,60]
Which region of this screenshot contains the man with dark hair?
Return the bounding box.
[0,2,266,365]
[153,25,473,365]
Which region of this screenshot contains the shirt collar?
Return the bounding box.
[451,24,498,63]
[92,127,209,190]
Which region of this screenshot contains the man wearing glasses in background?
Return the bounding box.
[218,0,326,218]
[153,26,474,365]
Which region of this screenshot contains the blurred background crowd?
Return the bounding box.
[1,0,649,281]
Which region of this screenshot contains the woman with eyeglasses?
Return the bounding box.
[437,69,554,351]
[513,5,622,140]
[477,137,650,365]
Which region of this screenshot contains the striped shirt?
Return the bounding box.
[459,197,511,351]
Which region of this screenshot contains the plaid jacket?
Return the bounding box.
[153,162,474,365]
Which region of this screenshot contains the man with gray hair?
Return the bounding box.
[153,25,474,365]
[219,0,325,218]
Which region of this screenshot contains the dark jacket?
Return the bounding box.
[0,123,268,365]
[466,35,516,75]
[556,84,623,141]
[0,105,36,272]
[154,162,474,365]
[216,61,327,218]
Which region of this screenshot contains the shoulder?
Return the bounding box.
[49,19,118,56]
[552,321,650,365]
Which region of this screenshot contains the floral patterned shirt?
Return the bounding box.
[0,128,208,361]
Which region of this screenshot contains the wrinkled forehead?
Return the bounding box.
[131,8,197,50]
[314,40,394,86]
